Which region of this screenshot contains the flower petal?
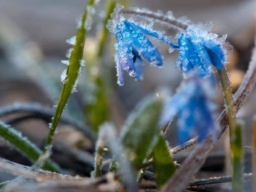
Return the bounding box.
[124,21,163,66]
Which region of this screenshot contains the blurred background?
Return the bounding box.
[0,0,255,185]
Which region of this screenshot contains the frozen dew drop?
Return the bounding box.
[66,48,73,58]
[168,47,174,53]
[72,79,79,93]
[61,69,68,84]
[220,34,228,43]
[80,59,86,67]
[61,60,69,65]
[166,11,174,19]
[66,36,76,45]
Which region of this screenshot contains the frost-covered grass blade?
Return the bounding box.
[44,0,95,151]
[0,121,60,172]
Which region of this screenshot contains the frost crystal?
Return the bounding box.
[61,69,68,84]
[61,60,69,66]
[177,24,227,78]
[66,36,76,45]
[80,59,86,67]
[160,72,217,144]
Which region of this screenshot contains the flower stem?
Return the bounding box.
[121,9,187,31]
[217,68,238,190]
[96,0,116,58]
[231,121,243,192]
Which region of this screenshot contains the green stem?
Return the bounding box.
[231,122,243,192]
[96,0,116,58]
[0,122,60,172]
[217,68,238,190]
[218,68,236,134]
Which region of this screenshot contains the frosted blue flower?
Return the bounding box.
[159,72,217,144]
[177,24,227,78]
[108,16,178,86]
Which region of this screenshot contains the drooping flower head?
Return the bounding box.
[177,24,227,78]
[107,7,178,86]
[159,71,217,144]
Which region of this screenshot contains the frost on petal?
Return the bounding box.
[204,40,226,70]
[108,16,174,85]
[124,21,163,66]
[177,34,195,74]
[177,24,227,77]
[114,53,124,86]
[160,72,217,144]
[128,21,179,49]
[115,25,136,75]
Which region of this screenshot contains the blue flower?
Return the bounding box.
[109,16,178,86]
[159,72,217,144]
[177,24,227,78]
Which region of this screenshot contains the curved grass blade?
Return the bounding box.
[0,121,60,172]
[44,0,95,151]
[119,95,163,167]
[152,133,176,189]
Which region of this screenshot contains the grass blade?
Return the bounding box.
[0,121,60,172]
[44,0,95,151]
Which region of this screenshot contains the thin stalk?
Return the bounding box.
[93,139,105,177]
[252,116,256,192]
[217,68,238,189]
[96,0,116,58]
[42,0,95,159]
[231,122,244,192]
[121,9,188,30]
